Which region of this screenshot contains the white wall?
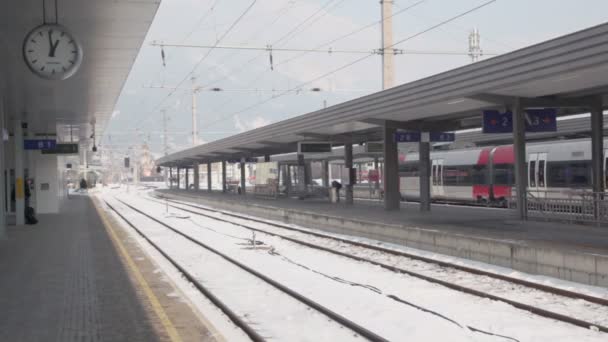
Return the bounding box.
[33,153,60,214]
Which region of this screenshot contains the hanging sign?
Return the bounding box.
[24,139,56,150]
[394,131,421,142]
[525,108,557,132]
[483,109,557,133]
[430,132,455,142]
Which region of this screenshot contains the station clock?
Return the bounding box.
[23,24,83,80]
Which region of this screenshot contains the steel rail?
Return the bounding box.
[113,197,388,342]
[104,200,265,342]
[152,194,608,333]
[156,193,608,306]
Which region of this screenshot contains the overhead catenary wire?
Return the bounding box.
[144,0,258,122]
[202,0,499,131]
[151,42,494,56]
[202,0,428,118]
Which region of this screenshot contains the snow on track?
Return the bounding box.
[104,197,364,342]
[102,188,608,341]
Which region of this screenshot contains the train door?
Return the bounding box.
[528,153,547,198]
[431,159,445,197]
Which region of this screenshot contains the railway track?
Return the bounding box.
[104,198,388,342]
[150,193,608,333]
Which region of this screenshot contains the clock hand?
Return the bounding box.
[47,30,60,58]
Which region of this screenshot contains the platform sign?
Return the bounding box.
[430,132,455,142]
[483,110,513,133]
[298,142,332,154]
[525,108,557,132]
[483,109,557,133]
[394,131,420,142]
[365,142,384,153]
[24,139,56,150]
[42,143,79,154]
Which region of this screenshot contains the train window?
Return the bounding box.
[568,162,591,187]
[472,165,486,185]
[538,160,545,188]
[529,160,536,187]
[432,164,437,185]
[547,163,568,187]
[493,164,513,185]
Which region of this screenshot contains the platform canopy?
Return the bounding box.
[158,22,608,167]
[0,0,160,141]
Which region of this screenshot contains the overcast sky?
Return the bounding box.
[102,0,608,156]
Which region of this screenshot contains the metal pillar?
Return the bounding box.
[321,160,329,188]
[15,120,24,225]
[591,98,604,219]
[419,137,431,212]
[284,164,292,195]
[176,167,180,189]
[221,160,227,193]
[0,108,6,237]
[207,162,212,191]
[240,160,246,195]
[373,157,380,191]
[512,98,527,220]
[185,168,190,190]
[193,163,200,190]
[344,142,354,205]
[169,167,173,189]
[383,125,399,210]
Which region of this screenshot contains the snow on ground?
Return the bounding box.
[164,194,608,300]
[103,196,364,341]
[154,195,608,327]
[99,187,608,341]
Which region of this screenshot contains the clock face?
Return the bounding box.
[22,24,83,80]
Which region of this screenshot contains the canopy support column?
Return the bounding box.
[221,161,227,193]
[344,142,354,205]
[322,160,329,188]
[512,98,527,220]
[419,135,431,212]
[383,125,400,211]
[240,159,246,195]
[193,163,199,190]
[207,162,212,191]
[591,97,604,219]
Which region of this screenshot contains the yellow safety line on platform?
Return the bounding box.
[93,198,183,342]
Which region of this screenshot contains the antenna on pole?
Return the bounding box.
[468,28,483,62]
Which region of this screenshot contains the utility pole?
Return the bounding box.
[381,0,395,90]
[191,76,199,146]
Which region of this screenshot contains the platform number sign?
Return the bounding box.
[525,109,557,132]
[483,110,513,133]
[430,132,455,142]
[483,109,557,133]
[394,131,421,142]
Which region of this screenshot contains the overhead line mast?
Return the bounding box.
[381,0,395,90]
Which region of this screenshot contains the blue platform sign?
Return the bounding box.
[23,139,56,150]
[483,110,513,133]
[525,108,557,132]
[483,109,557,133]
[430,132,455,142]
[394,131,421,142]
